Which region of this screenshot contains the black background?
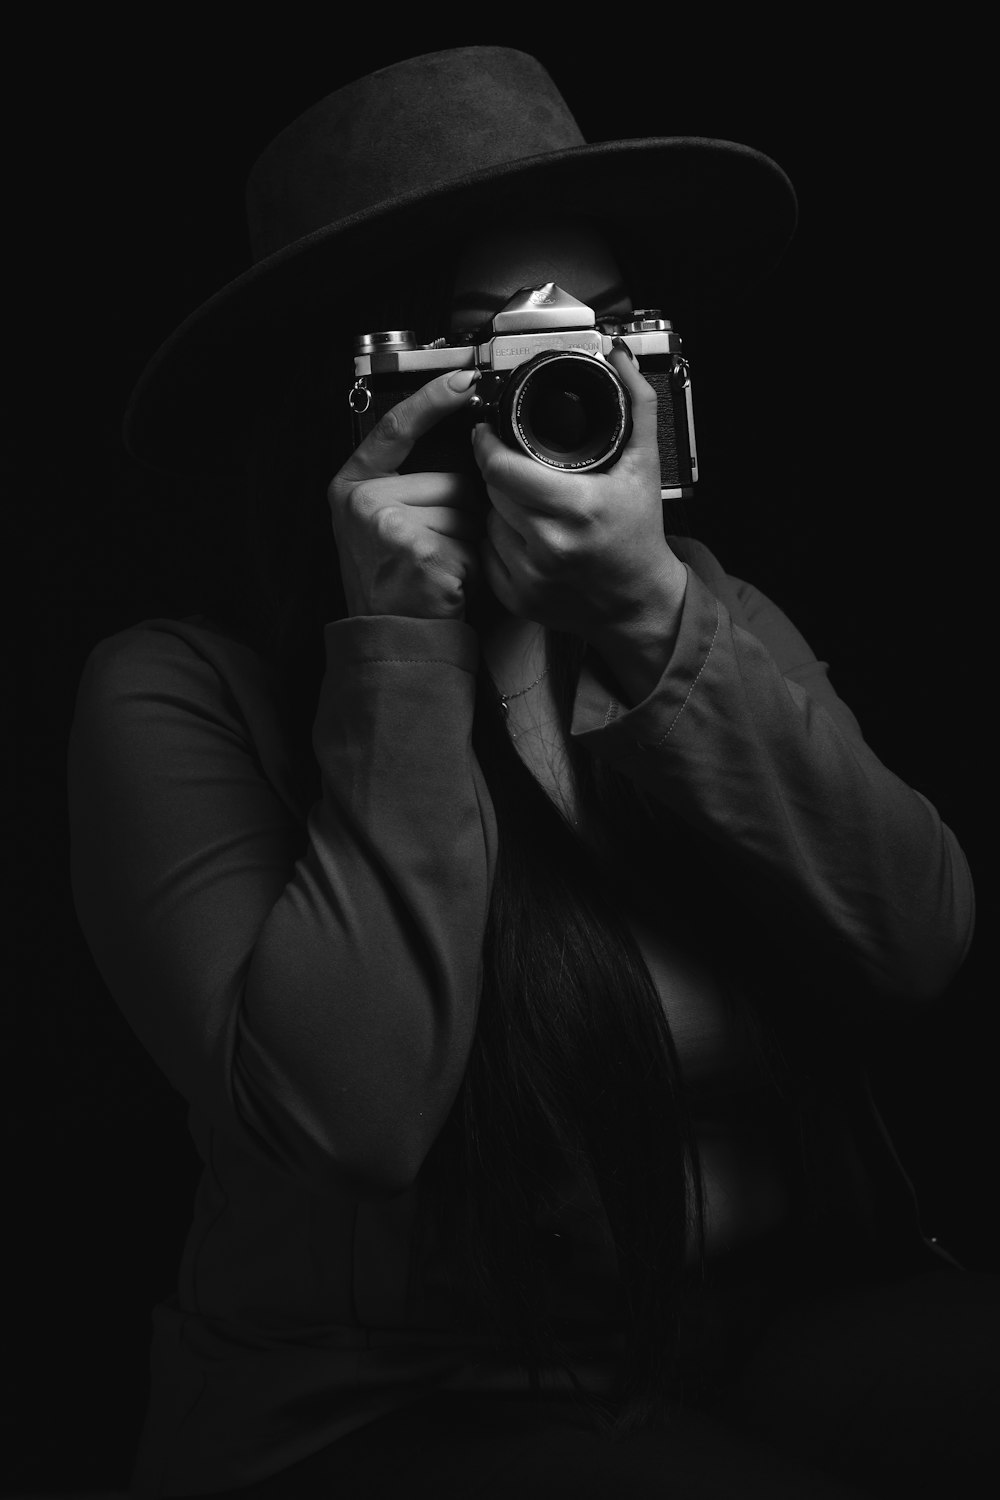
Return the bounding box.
[8,14,992,1494]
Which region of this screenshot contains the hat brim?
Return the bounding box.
[123,137,797,473]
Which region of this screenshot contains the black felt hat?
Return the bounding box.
[123,46,797,474]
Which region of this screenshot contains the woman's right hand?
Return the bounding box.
[327,369,485,620]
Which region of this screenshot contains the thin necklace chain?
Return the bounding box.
[496,664,551,737]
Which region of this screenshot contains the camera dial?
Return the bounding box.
[353,330,418,355]
[622,310,671,333]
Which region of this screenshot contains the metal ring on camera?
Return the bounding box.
[670,357,691,390]
[349,379,372,414]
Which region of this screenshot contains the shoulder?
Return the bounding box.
[666,536,821,671]
[73,615,273,725]
[70,617,317,826]
[81,613,261,673]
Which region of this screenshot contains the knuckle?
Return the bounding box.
[330,458,368,501]
[349,481,382,520]
[412,535,441,570]
[371,405,404,443]
[373,504,409,544]
[480,447,513,489]
[537,520,575,563]
[579,493,607,529]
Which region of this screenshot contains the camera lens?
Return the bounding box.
[497,351,632,472]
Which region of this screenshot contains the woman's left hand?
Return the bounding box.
[471,345,687,649]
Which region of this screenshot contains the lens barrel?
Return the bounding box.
[496,351,632,472]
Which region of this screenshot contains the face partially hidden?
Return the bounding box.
[447,217,632,341]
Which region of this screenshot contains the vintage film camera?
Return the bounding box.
[349,283,697,499]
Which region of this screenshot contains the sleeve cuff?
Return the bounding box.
[324,615,481,676]
[570,566,723,764]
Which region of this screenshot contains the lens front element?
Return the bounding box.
[497,351,632,472]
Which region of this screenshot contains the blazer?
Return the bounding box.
[67,537,973,1497]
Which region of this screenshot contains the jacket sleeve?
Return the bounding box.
[570,541,974,1008]
[67,615,496,1197]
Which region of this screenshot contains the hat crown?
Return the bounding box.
[245,47,587,264]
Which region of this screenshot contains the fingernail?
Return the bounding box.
[611,337,636,364]
[448,368,480,391]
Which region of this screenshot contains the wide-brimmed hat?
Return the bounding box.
[123,46,797,474]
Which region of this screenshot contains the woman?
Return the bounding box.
[69,47,990,1499]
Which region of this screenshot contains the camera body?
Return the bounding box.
[349,283,697,498]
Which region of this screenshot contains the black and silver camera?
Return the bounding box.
[349,283,697,499]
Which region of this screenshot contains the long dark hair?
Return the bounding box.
[189,241,735,1438]
[416,638,714,1438]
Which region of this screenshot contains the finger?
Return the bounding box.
[607,345,659,473]
[347,469,487,511]
[351,500,482,543]
[413,533,483,617]
[348,369,481,479]
[472,422,576,516]
[410,505,484,540]
[482,484,576,569]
